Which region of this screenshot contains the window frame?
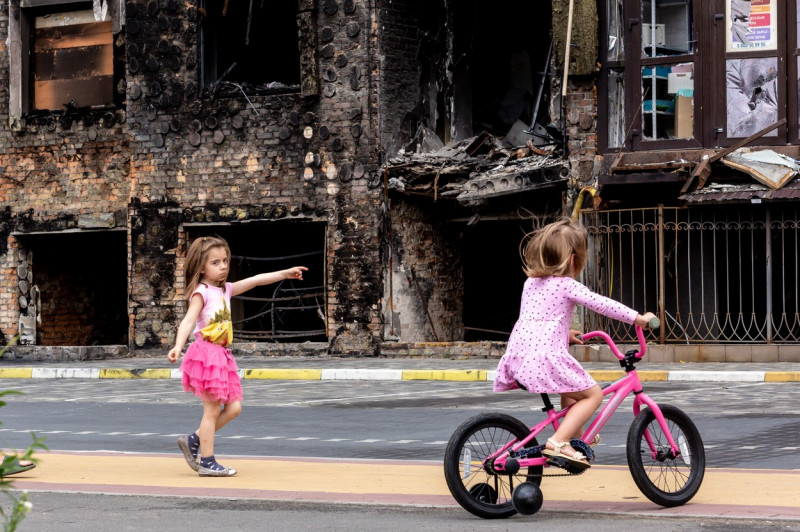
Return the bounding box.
[599,0,703,152]
[8,0,124,128]
[599,0,800,152]
[709,0,789,147]
[197,0,320,99]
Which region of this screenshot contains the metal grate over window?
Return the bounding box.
[581,206,800,344]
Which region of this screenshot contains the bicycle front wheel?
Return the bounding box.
[626,404,705,507]
[443,413,542,519]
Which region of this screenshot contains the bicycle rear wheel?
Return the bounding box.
[443,413,542,519]
[626,404,705,507]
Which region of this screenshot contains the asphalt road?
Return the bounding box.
[16,493,800,532]
[1,377,799,530]
[1,378,797,469]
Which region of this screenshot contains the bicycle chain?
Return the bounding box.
[511,446,589,477]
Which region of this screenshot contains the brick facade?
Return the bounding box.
[0,0,598,357]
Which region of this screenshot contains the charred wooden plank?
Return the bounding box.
[34,21,112,51]
[34,76,113,110]
[34,44,113,80]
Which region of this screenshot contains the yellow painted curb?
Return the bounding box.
[588,370,669,382]
[765,371,800,382]
[99,369,173,379]
[0,368,33,379]
[243,369,322,380]
[401,369,487,381]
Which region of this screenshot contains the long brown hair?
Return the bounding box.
[183,236,231,298]
[521,217,588,278]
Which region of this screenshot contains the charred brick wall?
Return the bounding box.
[375,0,447,157]
[123,0,384,353]
[565,79,598,185]
[385,197,464,342]
[0,0,387,354]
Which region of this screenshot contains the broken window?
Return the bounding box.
[199,0,302,94]
[640,0,694,141]
[7,0,122,123]
[600,1,800,150]
[450,1,556,147]
[15,230,128,347]
[186,222,326,342]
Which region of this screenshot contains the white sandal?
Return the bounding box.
[542,438,591,468]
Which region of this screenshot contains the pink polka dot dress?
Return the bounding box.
[494,276,637,394]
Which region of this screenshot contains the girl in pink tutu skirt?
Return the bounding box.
[494,218,655,469]
[167,236,307,476]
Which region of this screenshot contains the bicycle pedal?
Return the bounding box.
[545,456,570,469]
[546,456,590,475]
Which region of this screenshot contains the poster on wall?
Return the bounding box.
[726,0,777,52]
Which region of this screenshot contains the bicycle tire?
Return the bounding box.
[443,413,542,519]
[626,404,705,507]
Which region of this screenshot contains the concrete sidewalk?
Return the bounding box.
[12,451,800,521]
[1,356,799,382]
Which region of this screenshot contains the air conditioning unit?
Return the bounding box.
[642,23,666,47]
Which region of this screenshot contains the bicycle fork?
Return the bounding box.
[634,393,685,462]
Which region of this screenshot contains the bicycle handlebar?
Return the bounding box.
[582,316,660,361]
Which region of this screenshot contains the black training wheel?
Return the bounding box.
[512,482,544,515]
[444,413,542,519]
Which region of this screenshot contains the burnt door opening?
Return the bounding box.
[20,230,128,346]
[461,220,531,342]
[187,221,326,342]
[451,1,554,142]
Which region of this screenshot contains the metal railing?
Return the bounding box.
[581,205,800,343]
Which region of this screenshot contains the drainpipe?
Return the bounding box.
[571,186,596,220]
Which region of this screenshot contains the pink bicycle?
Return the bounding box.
[443,318,705,518]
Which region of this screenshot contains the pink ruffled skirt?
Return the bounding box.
[180,338,243,404]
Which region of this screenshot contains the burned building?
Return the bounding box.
[3,0,794,361]
[0,0,588,359]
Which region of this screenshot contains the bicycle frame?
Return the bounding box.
[490,325,682,472]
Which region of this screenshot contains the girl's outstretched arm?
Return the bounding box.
[231,267,308,296]
[167,293,204,363]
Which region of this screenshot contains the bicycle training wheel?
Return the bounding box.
[626,404,705,507]
[443,413,542,519]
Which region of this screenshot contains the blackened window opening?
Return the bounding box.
[188,222,326,342]
[22,231,128,346]
[451,1,553,142]
[25,1,116,112]
[200,0,301,93]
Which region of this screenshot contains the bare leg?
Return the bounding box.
[193,400,242,457]
[560,396,588,440]
[214,401,242,432]
[548,385,603,458]
[198,398,222,458]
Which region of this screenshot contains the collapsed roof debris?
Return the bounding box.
[383,131,568,206]
[721,148,799,190]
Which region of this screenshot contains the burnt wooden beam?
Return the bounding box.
[599,172,685,185]
[681,118,787,194]
[610,161,694,172]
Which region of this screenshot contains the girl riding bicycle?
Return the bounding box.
[494,218,655,469]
